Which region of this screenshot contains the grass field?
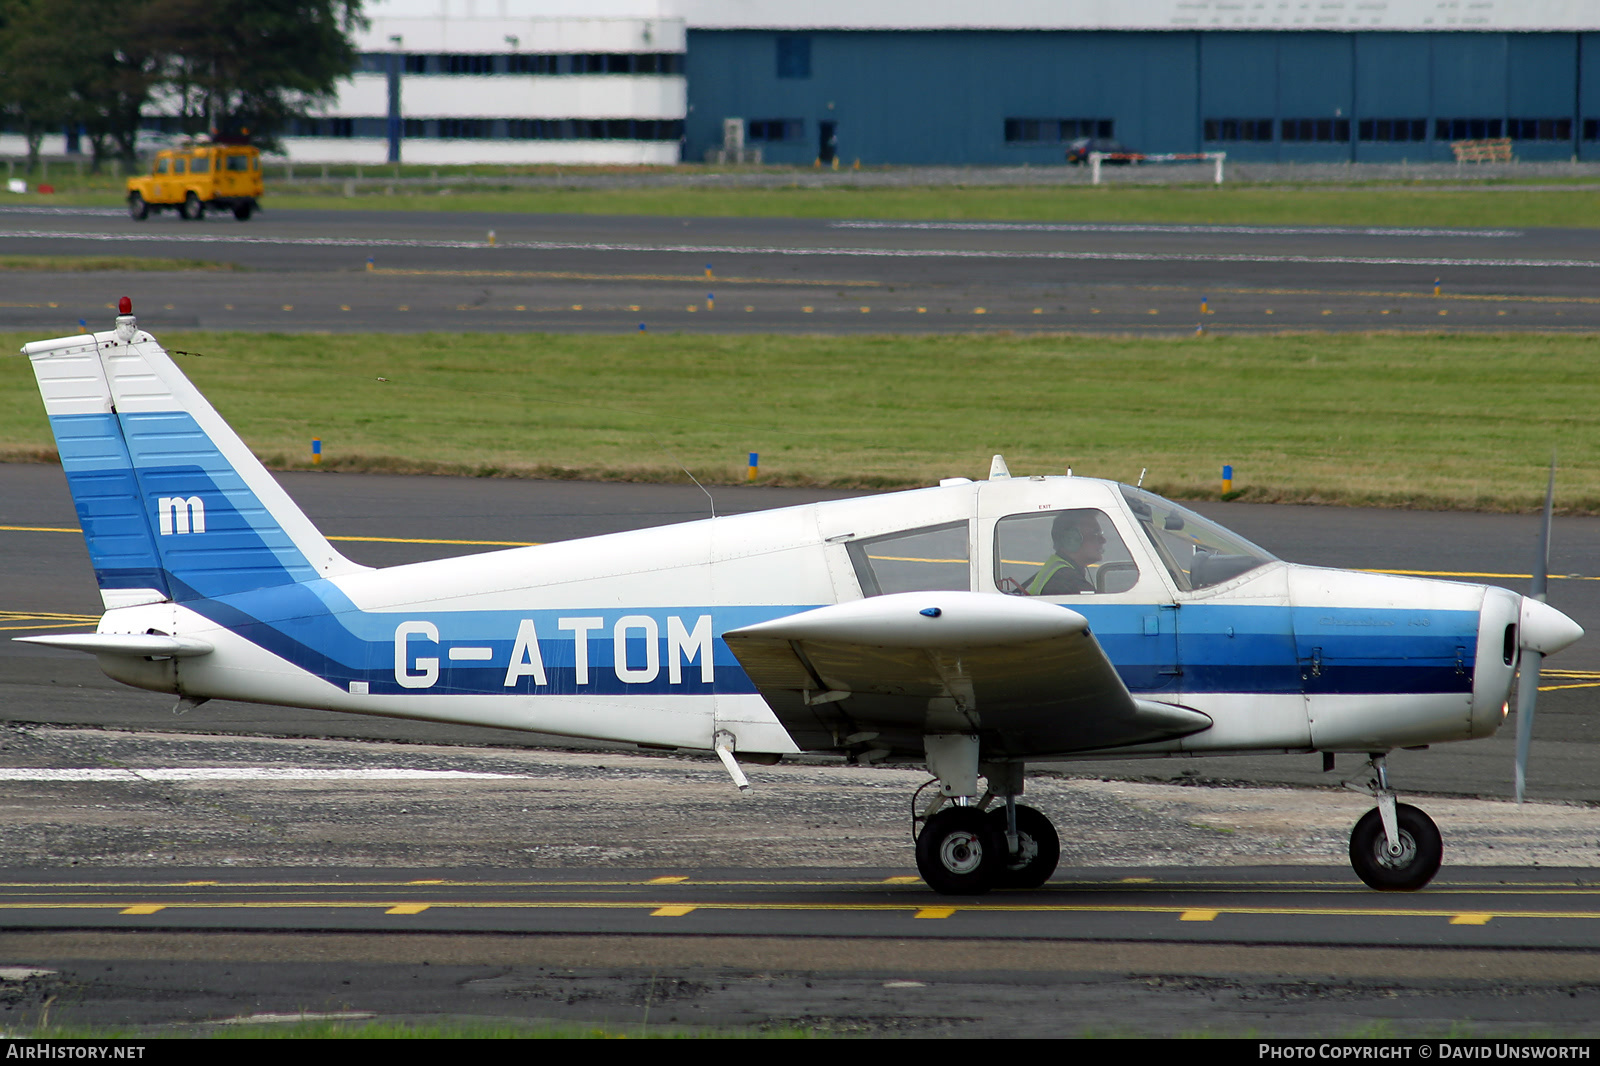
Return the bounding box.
[4,330,1597,513]
[9,169,1600,228]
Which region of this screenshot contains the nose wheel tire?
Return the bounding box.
[1348,803,1442,891]
[916,806,1005,895]
[987,804,1061,889]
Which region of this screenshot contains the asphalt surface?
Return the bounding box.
[4,205,1600,335]
[3,203,1600,1036]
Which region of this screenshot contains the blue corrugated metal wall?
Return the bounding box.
[685,29,1597,165]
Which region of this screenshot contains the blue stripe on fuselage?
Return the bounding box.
[178,587,1478,699]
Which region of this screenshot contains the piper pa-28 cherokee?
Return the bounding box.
[18,303,1584,895]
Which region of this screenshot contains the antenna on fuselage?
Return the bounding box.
[1137,467,1147,487]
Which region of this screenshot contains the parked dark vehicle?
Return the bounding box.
[1066,137,1143,165]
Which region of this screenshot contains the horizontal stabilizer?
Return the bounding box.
[16,633,214,658]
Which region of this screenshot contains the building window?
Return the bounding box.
[441,54,495,75]
[1203,118,1274,142]
[1508,118,1573,141]
[377,52,684,77]
[748,119,804,142]
[1358,118,1428,142]
[1281,118,1351,142]
[292,118,354,137]
[1436,118,1503,140]
[1585,119,1599,141]
[506,118,682,141]
[438,119,493,139]
[1003,118,1113,144]
[776,35,811,79]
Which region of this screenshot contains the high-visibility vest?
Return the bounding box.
[1026,555,1084,596]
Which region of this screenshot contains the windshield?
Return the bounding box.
[1119,485,1276,591]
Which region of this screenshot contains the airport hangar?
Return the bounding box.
[227,0,1600,168]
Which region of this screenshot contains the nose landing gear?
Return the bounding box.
[1344,754,1443,891]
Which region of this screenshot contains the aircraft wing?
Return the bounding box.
[723,592,1210,759]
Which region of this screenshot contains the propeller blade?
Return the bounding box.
[1514,648,1542,804]
[1515,454,1557,804]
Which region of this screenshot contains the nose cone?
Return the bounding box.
[1521,597,1584,656]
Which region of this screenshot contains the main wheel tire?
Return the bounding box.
[232,201,253,221]
[1349,803,1442,891]
[180,191,202,220]
[915,806,1003,896]
[128,193,148,221]
[988,805,1061,889]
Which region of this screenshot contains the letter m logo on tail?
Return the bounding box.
[158,496,205,536]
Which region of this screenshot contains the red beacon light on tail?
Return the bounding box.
[118,297,132,315]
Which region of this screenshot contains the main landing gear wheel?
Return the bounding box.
[988,804,1060,889]
[915,806,1004,895]
[1348,803,1442,891]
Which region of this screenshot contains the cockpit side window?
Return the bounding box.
[994,509,1139,596]
[847,521,971,596]
[1119,485,1276,591]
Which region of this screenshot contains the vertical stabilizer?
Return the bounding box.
[23,313,367,607]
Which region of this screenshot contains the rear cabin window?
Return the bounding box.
[847,522,970,596]
[226,154,252,171]
[994,509,1139,596]
[190,155,210,173]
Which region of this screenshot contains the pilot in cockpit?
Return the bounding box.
[1025,509,1106,595]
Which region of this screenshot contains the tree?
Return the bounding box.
[0,0,78,173]
[0,0,364,171]
[145,0,365,149]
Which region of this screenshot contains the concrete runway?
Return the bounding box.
[4,205,1600,335]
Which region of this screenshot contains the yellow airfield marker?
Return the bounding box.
[1180,910,1219,921]
[385,904,430,915]
[651,905,697,917]
[647,876,689,884]
[1450,913,1493,925]
[914,907,957,919]
[120,904,165,915]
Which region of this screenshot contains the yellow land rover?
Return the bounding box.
[127,140,263,221]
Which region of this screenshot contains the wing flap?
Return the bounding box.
[724,592,1210,758]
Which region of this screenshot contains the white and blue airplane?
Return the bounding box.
[17,303,1585,894]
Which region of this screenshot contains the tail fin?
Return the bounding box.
[22,309,367,608]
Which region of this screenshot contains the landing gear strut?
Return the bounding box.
[912,737,1061,894]
[1344,754,1443,891]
